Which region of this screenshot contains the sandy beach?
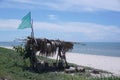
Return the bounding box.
[1,46,120,76]
[49,52,120,76]
[0,46,13,50]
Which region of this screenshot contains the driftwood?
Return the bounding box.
[91,70,100,74]
[76,66,85,72]
[64,67,76,73]
[64,66,85,73]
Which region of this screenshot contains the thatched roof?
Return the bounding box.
[26,38,74,57]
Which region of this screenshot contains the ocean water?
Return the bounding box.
[0,42,23,47]
[71,42,120,57]
[0,42,120,57]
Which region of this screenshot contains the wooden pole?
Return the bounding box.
[31,19,34,38]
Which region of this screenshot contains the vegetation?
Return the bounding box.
[24,37,74,71]
[0,47,120,80]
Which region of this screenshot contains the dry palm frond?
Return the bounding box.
[25,38,74,57]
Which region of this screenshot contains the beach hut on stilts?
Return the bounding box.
[18,12,74,72]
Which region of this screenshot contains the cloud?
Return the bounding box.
[0,0,120,12]
[34,22,120,40]
[63,0,120,12]
[3,0,34,4]
[0,19,120,41]
[47,14,57,20]
[0,19,20,29]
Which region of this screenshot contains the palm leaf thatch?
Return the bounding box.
[25,37,73,57]
[24,37,74,71]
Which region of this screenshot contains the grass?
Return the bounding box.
[0,47,120,80]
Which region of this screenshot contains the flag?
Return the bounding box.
[18,12,31,29]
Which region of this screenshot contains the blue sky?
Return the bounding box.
[0,0,120,42]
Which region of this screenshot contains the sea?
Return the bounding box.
[0,42,120,57]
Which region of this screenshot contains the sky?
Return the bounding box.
[0,0,120,42]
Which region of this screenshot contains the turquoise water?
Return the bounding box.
[0,42,22,47]
[72,42,120,57]
[0,42,120,57]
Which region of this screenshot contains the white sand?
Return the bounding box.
[0,46,13,50]
[50,52,120,76]
[1,46,120,76]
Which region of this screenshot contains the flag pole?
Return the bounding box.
[31,19,34,38]
[31,18,38,46]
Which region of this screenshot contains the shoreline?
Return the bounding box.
[0,46,13,50]
[68,53,120,75]
[49,52,120,76]
[1,46,120,76]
